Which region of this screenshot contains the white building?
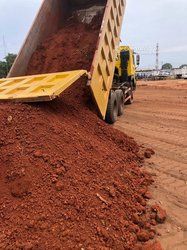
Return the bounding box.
[172,66,187,79]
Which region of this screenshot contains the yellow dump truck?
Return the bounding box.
[0,0,139,124]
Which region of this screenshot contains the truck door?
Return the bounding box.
[120,50,130,82]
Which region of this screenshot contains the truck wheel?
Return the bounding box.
[105,91,118,124]
[132,79,137,91]
[126,90,134,105]
[115,90,124,116]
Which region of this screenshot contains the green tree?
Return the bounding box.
[162,63,173,70]
[0,61,7,78]
[0,53,17,78]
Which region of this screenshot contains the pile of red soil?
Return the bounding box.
[26,16,103,75]
[0,16,161,249]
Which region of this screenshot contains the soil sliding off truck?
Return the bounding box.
[0,0,139,124]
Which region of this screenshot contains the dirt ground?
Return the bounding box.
[115,79,187,250]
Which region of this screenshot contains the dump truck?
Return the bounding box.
[0,0,139,124]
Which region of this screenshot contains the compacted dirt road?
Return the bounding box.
[115,80,187,250]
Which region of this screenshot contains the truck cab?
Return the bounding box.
[105,46,140,124]
[115,46,139,90]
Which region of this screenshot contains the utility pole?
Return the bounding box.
[156,43,159,72]
[2,35,9,75]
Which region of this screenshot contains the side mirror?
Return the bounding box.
[136,54,140,66]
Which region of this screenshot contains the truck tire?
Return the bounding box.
[126,90,134,105]
[105,91,118,124]
[115,90,124,116]
[132,79,137,91]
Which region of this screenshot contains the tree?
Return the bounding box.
[162,63,173,70]
[0,61,7,78]
[0,53,17,78]
[179,64,187,69]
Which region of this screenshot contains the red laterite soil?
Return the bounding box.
[0,14,161,250]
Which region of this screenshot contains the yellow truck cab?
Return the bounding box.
[105,46,140,124]
[115,46,139,91]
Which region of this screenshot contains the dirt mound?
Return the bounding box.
[0,16,159,249]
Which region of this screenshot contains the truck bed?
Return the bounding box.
[2,0,126,119]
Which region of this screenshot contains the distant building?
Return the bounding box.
[172,66,187,79]
[136,69,157,79]
[137,66,187,80]
[136,69,170,80]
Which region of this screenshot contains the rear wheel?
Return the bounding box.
[132,79,137,91]
[115,89,124,116]
[105,91,118,124]
[126,89,134,105]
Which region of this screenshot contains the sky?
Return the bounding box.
[0,0,186,69]
[121,0,187,68]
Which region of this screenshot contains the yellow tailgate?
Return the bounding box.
[0,70,87,102]
[89,0,126,119]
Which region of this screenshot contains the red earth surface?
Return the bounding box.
[0,14,163,249]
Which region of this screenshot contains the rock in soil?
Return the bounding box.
[144,148,155,159]
[152,205,167,223]
[10,179,31,198]
[137,230,151,242]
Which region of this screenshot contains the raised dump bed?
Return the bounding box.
[0,0,126,119]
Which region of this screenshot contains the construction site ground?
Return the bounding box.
[115,79,187,250]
